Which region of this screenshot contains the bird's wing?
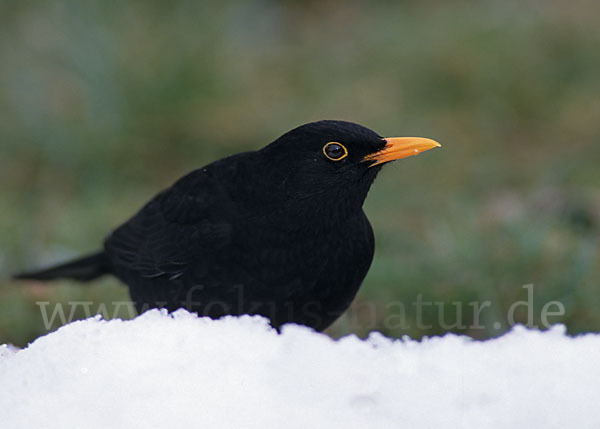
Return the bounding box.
[104,169,233,280]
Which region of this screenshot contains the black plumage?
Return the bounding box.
[15,120,440,331]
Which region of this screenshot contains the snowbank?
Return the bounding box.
[1,310,599,429]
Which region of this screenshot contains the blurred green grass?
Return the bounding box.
[1,0,599,346]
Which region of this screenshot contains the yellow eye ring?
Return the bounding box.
[322,142,348,161]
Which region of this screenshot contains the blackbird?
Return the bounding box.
[15,120,440,331]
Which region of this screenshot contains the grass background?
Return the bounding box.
[1,0,599,346]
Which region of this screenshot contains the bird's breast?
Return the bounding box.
[231,210,374,292]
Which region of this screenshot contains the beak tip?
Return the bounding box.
[424,138,442,149]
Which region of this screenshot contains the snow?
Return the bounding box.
[1,310,599,429]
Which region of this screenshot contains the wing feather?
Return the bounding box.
[104,169,233,280]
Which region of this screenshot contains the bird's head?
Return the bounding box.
[255,120,441,218]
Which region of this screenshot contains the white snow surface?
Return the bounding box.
[1,309,599,429]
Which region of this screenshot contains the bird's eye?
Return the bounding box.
[323,142,348,161]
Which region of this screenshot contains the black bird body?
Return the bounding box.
[15,121,440,331]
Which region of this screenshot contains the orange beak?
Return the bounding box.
[363,137,441,166]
